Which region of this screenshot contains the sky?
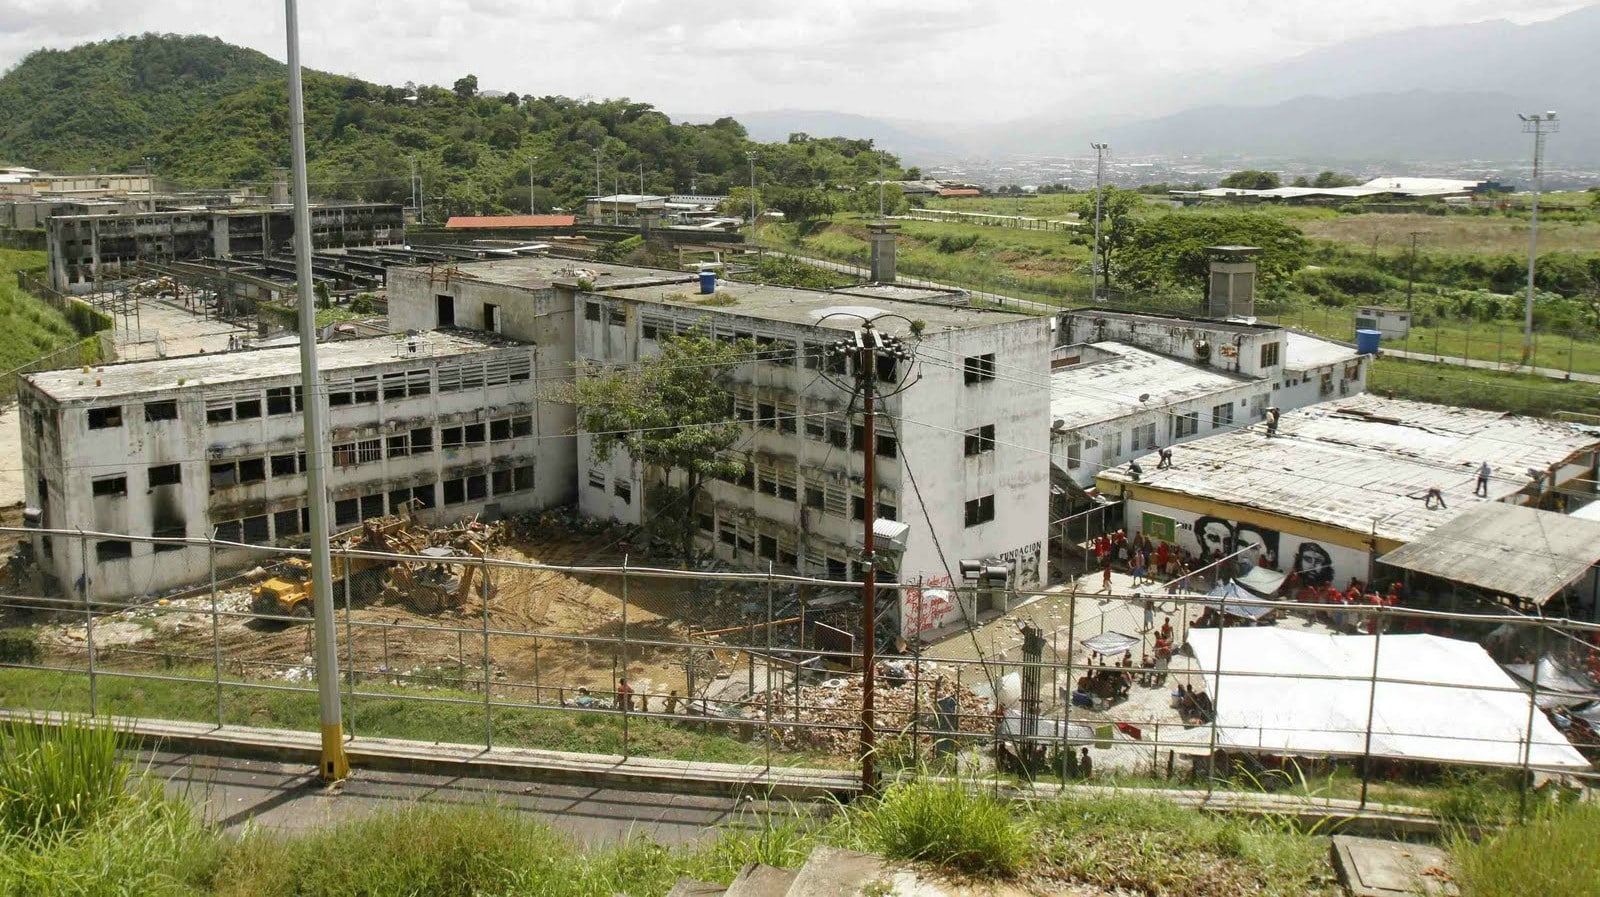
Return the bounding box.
[0,0,1588,122]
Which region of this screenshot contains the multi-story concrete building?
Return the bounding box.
[388,258,1054,637]
[45,202,404,292]
[18,330,572,600]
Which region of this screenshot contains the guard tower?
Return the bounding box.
[868,222,899,284]
[1204,245,1260,319]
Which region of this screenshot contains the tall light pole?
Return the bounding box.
[594,146,603,202]
[1091,142,1109,302]
[1518,111,1558,363]
[284,0,347,782]
[878,147,885,219]
[746,150,758,242]
[638,162,645,196]
[529,155,537,215]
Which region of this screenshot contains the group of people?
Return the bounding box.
[1290,578,1405,632]
[1093,529,1196,592]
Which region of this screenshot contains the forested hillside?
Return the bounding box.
[0,35,904,217]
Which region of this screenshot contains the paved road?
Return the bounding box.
[1381,346,1600,385]
[144,750,819,843]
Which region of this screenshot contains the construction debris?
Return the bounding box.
[765,663,994,753]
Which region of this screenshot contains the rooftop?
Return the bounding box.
[444,215,576,229]
[1051,342,1255,432]
[1098,394,1600,544]
[1283,331,1363,371]
[588,194,667,204]
[419,256,689,292]
[25,331,517,403]
[1378,503,1600,604]
[598,277,1032,336]
[1064,307,1278,336]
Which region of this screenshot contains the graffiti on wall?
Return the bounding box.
[902,574,959,636]
[1191,516,1335,586]
[995,540,1043,589]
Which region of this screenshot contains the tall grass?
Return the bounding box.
[0,716,128,839]
[836,778,1031,877]
[1453,800,1600,897]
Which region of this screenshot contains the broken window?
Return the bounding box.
[91,476,127,498]
[143,401,177,422]
[968,425,1000,459]
[964,495,995,527]
[95,540,132,562]
[205,401,234,424]
[147,464,181,487]
[237,457,266,484]
[963,353,996,384]
[235,397,262,419]
[87,406,122,429]
[209,461,237,488]
[410,427,434,454]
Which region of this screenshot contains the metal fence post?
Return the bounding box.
[78,529,96,717]
[621,555,629,758]
[1206,621,1225,792]
[765,562,773,773]
[1358,608,1383,808]
[481,555,492,750]
[1063,587,1076,781]
[210,536,223,728]
[1518,622,1544,821]
[342,551,356,738]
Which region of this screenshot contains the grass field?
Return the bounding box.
[0,665,833,768]
[1369,355,1600,419]
[0,249,96,383]
[1297,212,1600,256]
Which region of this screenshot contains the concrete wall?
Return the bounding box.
[1122,495,1373,591]
[1277,357,1367,411]
[1064,313,1284,380]
[1051,380,1273,488]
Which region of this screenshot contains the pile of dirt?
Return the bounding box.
[767,663,994,753]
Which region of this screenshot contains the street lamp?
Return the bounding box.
[1518,111,1558,363]
[1090,143,1109,302]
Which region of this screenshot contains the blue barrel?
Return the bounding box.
[698,271,717,295]
[1355,328,1381,355]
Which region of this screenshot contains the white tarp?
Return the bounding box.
[1188,628,1589,770]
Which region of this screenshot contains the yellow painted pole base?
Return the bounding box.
[321,723,351,781]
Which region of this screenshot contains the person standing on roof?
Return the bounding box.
[1475,461,1492,497]
[1157,446,1174,469]
[1265,407,1280,438]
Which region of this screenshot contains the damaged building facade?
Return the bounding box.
[19,330,572,600]
[388,258,1054,636]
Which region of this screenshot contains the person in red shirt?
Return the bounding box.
[1155,542,1170,579]
[1386,583,1401,606]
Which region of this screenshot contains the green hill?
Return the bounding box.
[0,34,905,218]
[0,34,283,172]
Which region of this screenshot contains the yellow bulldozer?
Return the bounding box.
[251,503,494,620]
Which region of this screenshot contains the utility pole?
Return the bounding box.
[409,157,418,220]
[144,156,157,213]
[1406,231,1424,311]
[1091,142,1109,302]
[529,156,537,215]
[284,0,347,782]
[594,147,603,214]
[746,150,758,243]
[638,162,645,196]
[1519,111,1558,363]
[878,147,885,219]
[859,335,878,794]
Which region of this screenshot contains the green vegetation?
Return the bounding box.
[749,255,852,290]
[0,666,817,767]
[0,249,99,384]
[0,36,911,221]
[1369,357,1600,419]
[0,721,1345,896]
[1453,800,1600,897]
[561,331,754,564]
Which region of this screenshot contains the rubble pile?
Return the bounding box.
[767,665,994,753]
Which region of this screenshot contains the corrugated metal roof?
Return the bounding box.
[1099,395,1600,544]
[1051,342,1254,431]
[444,215,576,229]
[1378,503,1600,603]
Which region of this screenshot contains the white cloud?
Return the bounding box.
[0,0,1588,120]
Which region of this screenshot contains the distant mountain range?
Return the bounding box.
[697,5,1600,164]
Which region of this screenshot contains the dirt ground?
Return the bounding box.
[30,524,788,709]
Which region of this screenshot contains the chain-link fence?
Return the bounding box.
[2,525,1598,808]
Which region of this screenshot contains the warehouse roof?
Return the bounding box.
[25,331,520,403]
[1378,503,1600,604]
[1097,395,1600,544]
[444,215,576,229]
[1051,342,1257,432]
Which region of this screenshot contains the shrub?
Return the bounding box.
[933,233,981,254]
[0,717,128,840]
[1453,800,1600,897]
[845,779,1029,877]
[0,628,39,664]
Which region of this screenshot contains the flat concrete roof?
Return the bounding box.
[1378,503,1600,603]
[1051,342,1255,432]
[600,278,1031,335]
[1284,331,1362,371]
[1099,394,1600,544]
[831,284,967,304]
[25,331,518,403]
[1064,307,1279,336]
[423,256,690,292]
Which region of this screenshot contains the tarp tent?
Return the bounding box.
[1188,628,1589,769]
[1206,581,1282,621]
[1503,656,1600,710]
[1081,632,1140,655]
[1235,565,1288,598]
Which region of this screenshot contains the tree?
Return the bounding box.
[1219,170,1280,190]
[1291,176,1310,187]
[1313,171,1360,188]
[1118,212,1308,296]
[1081,186,1142,290]
[904,166,922,180]
[562,331,754,565]
[452,74,478,100]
